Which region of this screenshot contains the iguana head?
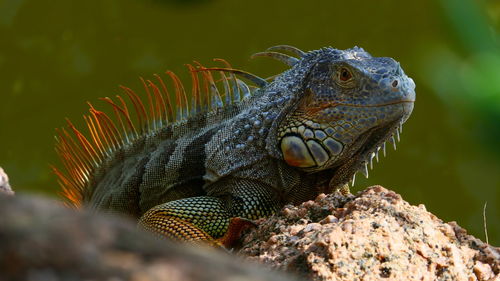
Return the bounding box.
[274,46,415,182]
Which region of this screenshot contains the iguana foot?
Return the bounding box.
[216,217,256,248]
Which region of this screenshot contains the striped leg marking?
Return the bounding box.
[139,196,255,247]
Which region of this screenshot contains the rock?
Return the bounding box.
[1,181,498,281]
[0,167,14,195]
[0,194,297,281]
[239,185,500,281]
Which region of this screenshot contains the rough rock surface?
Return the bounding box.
[1,163,498,281]
[0,167,14,195]
[239,186,500,281]
[0,194,296,281]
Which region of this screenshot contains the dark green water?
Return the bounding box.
[1,0,499,245]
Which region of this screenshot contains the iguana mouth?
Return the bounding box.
[331,100,415,109]
[306,100,415,116]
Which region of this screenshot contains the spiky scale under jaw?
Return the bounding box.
[53,45,415,245]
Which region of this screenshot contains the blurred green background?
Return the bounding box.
[0,0,499,245]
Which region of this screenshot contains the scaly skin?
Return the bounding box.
[55,46,415,246]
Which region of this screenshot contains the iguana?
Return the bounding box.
[53,45,416,247]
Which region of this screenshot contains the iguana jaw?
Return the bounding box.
[354,120,404,171]
[324,116,407,191]
[327,96,414,181]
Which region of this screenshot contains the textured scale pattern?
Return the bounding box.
[140,196,230,239]
[140,214,216,244]
[53,45,416,246]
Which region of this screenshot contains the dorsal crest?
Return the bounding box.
[52,59,267,207]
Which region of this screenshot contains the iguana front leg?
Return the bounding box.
[138,179,281,247]
[138,196,233,246]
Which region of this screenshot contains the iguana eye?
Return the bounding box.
[339,68,352,81]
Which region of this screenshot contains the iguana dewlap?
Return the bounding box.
[54,45,415,247]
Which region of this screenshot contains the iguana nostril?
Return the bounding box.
[392,80,399,87]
